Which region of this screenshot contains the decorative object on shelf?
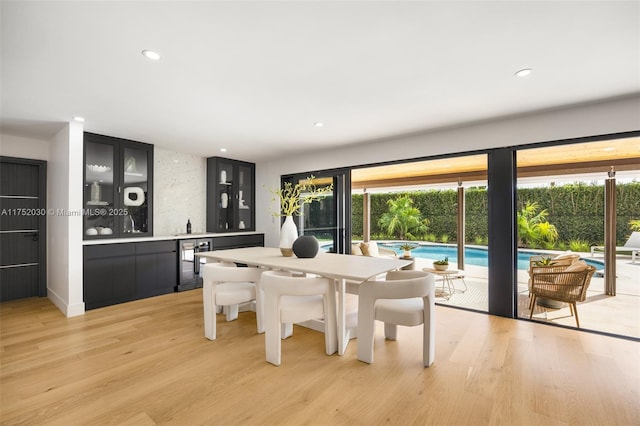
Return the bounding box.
[125,156,137,173]
[124,215,136,233]
[268,175,333,256]
[100,227,113,235]
[186,219,192,234]
[279,216,299,257]
[87,164,111,173]
[220,170,227,184]
[433,256,449,271]
[221,192,228,208]
[124,186,145,206]
[86,227,98,236]
[90,182,102,202]
[239,220,246,229]
[399,243,417,259]
[238,190,245,207]
[293,235,320,258]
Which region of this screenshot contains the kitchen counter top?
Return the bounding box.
[82,231,263,245]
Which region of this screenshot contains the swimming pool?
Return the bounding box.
[378,242,604,271]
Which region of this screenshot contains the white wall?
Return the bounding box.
[154,147,207,236]
[0,133,50,161]
[255,96,640,247]
[47,122,84,317]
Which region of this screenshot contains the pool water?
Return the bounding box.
[378,243,604,271]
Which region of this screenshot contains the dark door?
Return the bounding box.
[283,168,351,254]
[0,157,47,301]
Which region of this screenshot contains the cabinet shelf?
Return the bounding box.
[207,157,255,233]
[84,132,153,240]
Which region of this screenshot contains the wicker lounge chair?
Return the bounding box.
[529,262,596,327]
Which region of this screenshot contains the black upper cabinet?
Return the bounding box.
[84,132,153,239]
[206,157,255,233]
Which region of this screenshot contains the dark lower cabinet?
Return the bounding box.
[84,241,177,310]
[84,244,137,310]
[135,241,178,298]
[83,234,263,310]
[212,233,264,250]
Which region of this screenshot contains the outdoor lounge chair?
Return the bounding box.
[529,261,596,327]
[590,231,640,263]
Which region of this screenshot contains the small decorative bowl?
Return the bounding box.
[433,263,448,271]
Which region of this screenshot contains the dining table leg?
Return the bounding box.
[337,278,347,355]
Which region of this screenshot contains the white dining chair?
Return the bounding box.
[202,261,263,340]
[260,270,338,366]
[357,270,435,367]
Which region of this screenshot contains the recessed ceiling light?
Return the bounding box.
[602,147,616,152]
[314,122,324,127]
[142,49,161,60]
[73,116,85,122]
[220,148,227,153]
[514,68,532,77]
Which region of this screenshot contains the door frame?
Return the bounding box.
[281,168,351,254]
[0,156,47,297]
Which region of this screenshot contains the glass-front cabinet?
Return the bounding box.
[84,132,153,239]
[206,157,255,233]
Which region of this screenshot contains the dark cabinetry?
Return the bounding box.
[83,234,263,310]
[84,241,176,310]
[84,132,153,240]
[206,157,255,233]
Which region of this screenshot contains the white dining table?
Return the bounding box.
[196,246,412,355]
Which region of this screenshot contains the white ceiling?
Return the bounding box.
[2,1,639,162]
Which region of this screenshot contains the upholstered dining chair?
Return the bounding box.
[202,261,263,340]
[357,270,435,367]
[259,270,337,366]
[529,261,596,327]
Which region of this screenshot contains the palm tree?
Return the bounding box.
[378,196,429,240]
[517,201,558,248]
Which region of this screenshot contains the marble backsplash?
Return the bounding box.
[153,147,207,236]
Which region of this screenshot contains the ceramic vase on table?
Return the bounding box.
[279,216,298,257]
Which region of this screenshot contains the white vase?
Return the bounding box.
[279,216,298,257]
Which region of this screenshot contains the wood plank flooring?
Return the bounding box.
[1,290,639,425]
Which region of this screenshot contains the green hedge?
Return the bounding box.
[352,182,639,246]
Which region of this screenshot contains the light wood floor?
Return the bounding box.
[1,291,639,426]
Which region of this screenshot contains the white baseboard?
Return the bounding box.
[47,288,85,318]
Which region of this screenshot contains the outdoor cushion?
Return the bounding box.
[352,243,363,256]
[564,260,588,272]
[366,242,380,257]
[554,252,578,260]
[359,242,371,256]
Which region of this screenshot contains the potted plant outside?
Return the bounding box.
[433,256,449,271]
[399,243,417,259]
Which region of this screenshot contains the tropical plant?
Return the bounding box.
[517,201,559,248]
[440,234,449,243]
[569,239,591,252]
[630,219,640,232]
[426,233,437,242]
[378,196,429,240]
[433,256,449,266]
[534,257,555,266]
[267,176,333,216]
[399,243,417,251]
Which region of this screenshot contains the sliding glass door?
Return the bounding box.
[281,168,351,254]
